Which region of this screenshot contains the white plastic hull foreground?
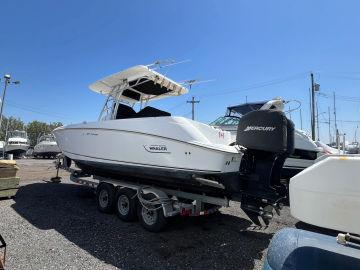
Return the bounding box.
[290,155,360,235]
[54,117,243,177]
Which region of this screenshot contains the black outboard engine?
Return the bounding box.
[236,110,294,225]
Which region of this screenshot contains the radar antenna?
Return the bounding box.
[147,59,191,70]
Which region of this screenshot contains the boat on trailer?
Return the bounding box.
[54,65,295,229]
[33,134,61,158]
[5,130,30,158]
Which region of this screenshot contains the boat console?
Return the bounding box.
[235,110,295,225]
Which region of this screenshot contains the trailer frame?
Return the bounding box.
[56,156,230,231]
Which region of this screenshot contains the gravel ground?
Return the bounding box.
[0,159,299,270]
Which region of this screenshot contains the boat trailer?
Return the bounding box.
[55,156,229,232]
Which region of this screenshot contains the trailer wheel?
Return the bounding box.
[115,188,138,222]
[137,194,167,232]
[96,183,115,213]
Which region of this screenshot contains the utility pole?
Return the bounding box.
[0,76,10,130]
[316,100,320,141]
[310,73,316,141]
[328,106,331,144]
[300,108,303,130]
[2,119,9,157]
[187,96,200,120]
[333,91,338,148]
[0,75,20,130]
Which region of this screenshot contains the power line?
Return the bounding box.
[166,71,309,112]
[318,92,360,103]
[200,72,308,99]
[6,102,72,121]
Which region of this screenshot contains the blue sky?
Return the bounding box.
[1,0,360,143]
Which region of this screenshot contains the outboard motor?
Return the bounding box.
[236,110,294,225]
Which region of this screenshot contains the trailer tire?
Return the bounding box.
[96,183,115,213]
[137,194,167,232]
[115,188,138,222]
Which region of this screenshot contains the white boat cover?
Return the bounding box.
[89,65,188,102]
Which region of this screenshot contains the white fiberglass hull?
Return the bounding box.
[54,117,242,182]
[290,155,360,235]
[33,142,61,156]
[5,144,29,156]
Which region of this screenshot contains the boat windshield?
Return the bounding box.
[226,102,266,118]
[39,135,55,143]
[210,116,240,126]
[8,130,27,138]
[210,100,284,127]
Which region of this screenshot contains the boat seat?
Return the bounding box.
[115,104,137,119]
[136,106,171,118]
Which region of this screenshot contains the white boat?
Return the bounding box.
[54,66,242,187]
[290,154,360,235]
[54,65,295,224]
[210,98,320,179]
[0,141,5,157]
[33,134,61,158]
[315,140,340,155]
[346,142,359,154]
[5,130,30,157]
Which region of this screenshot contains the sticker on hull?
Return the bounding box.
[143,145,170,153]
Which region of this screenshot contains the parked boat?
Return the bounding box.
[54,65,295,225]
[33,134,61,158]
[210,98,320,179]
[0,141,5,158]
[5,130,30,158]
[346,142,359,154]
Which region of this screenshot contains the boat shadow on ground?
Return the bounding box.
[12,182,273,270]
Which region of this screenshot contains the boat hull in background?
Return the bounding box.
[5,144,29,157]
[33,142,61,157]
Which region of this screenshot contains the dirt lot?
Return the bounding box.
[0,159,299,270]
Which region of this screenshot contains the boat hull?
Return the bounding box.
[54,117,243,193]
[5,144,29,157]
[33,143,61,157]
[74,159,240,196]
